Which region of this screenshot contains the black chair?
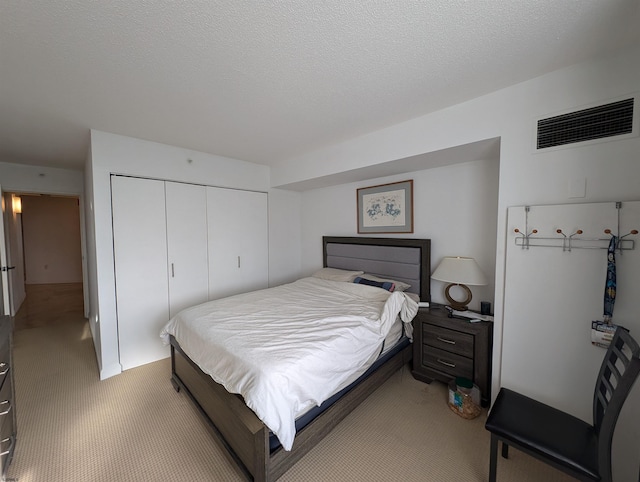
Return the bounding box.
[485,327,640,482]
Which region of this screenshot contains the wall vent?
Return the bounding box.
[537,98,634,149]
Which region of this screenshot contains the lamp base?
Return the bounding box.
[444,283,472,311]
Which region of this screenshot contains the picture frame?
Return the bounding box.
[357,180,413,234]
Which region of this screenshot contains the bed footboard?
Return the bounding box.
[170,335,412,481]
[171,340,270,480]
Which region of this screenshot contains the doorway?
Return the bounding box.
[9,194,86,330]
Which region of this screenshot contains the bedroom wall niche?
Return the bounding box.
[111,175,269,370]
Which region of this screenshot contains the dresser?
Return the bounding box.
[412,305,493,406]
[0,316,15,474]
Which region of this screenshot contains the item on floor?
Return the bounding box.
[448,377,481,419]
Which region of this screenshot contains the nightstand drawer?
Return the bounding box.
[423,324,474,357]
[423,346,473,379]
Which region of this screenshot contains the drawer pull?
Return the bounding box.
[437,358,456,368]
[0,400,10,416]
[0,363,8,376]
[0,436,13,457]
[436,336,456,345]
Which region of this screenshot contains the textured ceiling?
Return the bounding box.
[1,1,639,171]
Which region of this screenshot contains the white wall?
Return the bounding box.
[268,188,303,287]
[84,142,101,365]
[0,162,84,195]
[21,195,83,284]
[283,44,640,480]
[85,130,301,379]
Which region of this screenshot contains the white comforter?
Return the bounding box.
[160,277,418,451]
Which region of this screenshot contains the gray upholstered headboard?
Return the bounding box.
[323,236,431,302]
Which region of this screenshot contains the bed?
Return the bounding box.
[165,236,431,481]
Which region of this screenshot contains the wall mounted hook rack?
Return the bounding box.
[513,203,636,253]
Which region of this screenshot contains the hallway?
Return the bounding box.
[14,282,85,330]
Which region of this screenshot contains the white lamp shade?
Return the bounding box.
[431,256,487,286]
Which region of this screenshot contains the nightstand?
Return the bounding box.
[412,305,493,406]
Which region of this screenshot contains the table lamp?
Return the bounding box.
[431,256,487,311]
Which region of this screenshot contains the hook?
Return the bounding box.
[619,229,639,240]
[514,228,537,249]
[568,229,583,252]
[618,229,638,254]
[604,229,638,254]
[556,229,568,251]
[555,229,582,251]
[604,229,619,253]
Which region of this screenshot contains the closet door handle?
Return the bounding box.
[238,256,241,268]
[171,263,175,278]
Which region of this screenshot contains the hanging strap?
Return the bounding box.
[603,236,617,323]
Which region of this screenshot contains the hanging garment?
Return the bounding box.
[603,236,617,323]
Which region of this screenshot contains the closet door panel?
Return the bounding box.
[165,182,209,317]
[207,187,268,299]
[111,176,169,370]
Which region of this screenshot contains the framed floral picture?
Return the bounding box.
[357,180,413,233]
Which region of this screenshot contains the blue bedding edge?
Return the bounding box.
[269,335,411,452]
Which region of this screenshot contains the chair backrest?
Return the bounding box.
[592,327,640,481]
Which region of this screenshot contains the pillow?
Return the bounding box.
[360,274,411,292]
[312,268,364,282]
[353,276,395,292]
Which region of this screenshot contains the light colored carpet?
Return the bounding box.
[7,317,574,481]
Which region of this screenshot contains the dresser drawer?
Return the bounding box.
[0,373,12,435]
[0,339,9,391]
[423,346,474,380]
[0,433,14,474]
[0,316,14,476]
[423,324,474,357]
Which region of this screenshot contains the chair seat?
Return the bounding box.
[486,388,600,480]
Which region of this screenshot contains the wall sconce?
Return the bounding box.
[12,195,22,214]
[431,256,487,311]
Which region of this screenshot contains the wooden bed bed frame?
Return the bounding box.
[169,236,431,481]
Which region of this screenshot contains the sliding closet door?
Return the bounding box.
[207,187,268,299]
[112,176,169,370]
[165,181,209,317]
